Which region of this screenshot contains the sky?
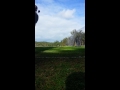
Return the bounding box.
[35,0,85,42]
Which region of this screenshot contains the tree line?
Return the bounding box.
[35,29,85,47]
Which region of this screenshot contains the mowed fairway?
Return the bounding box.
[35,46,85,57]
[35,46,85,90]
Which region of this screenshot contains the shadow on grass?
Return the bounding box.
[65,72,85,90]
[35,47,55,54]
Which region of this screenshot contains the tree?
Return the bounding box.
[68,29,85,46]
[61,37,68,46]
[53,41,60,46]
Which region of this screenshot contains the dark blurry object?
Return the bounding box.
[35,5,40,26]
[65,72,85,90]
[38,10,40,13]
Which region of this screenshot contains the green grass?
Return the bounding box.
[35,47,85,90]
[35,46,85,57]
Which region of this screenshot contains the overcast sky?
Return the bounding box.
[35,0,85,42]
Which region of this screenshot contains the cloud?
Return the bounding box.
[35,1,85,42]
[35,15,84,42]
[58,9,76,19]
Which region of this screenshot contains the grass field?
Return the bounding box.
[35,46,85,90]
[35,46,85,57]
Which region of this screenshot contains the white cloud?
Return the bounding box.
[58,9,76,19]
[35,3,85,42]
